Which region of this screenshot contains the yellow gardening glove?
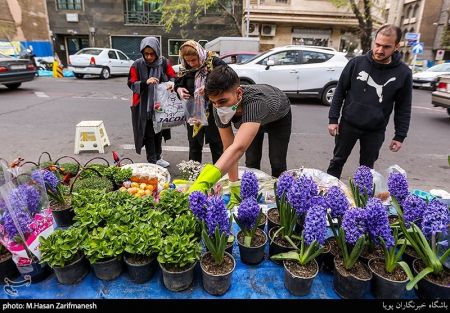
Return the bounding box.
[227,181,241,210]
[188,164,222,193]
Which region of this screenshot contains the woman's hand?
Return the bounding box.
[166,81,175,91]
[177,87,191,100]
[146,77,159,85]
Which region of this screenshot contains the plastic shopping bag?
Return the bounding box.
[184,88,208,126]
[153,82,186,132]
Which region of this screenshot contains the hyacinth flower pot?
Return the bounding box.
[267,207,280,232]
[91,256,123,281]
[283,259,319,296]
[402,246,418,269]
[293,215,305,236]
[359,245,383,266]
[268,227,298,264]
[18,262,51,283]
[321,237,339,272]
[225,236,235,256]
[237,228,267,265]
[124,254,157,284]
[0,253,20,283]
[368,258,408,299]
[159,261,197,292]
[413,259,450,299]
[200,252,235,296]
[257,212,267,232]
[333,257,372,299]
[316,239,331,271]
[53,254,90,285]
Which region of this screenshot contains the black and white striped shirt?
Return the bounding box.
[213,84,291,129]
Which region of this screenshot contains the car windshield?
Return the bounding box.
[427,63,450,72]
[76,49,103,56]
[240,51,269,64]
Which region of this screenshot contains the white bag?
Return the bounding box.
[153,83,186,132]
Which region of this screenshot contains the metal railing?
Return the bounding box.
[124,11,161,25]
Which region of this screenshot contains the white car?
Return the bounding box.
[68,48,134,79]
[229,45,348,105]
[412,63,450,91]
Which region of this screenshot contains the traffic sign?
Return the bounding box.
[412,42,424,55]
[405,32,420,41]
[436,49,445,61]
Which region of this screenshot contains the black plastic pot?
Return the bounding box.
[402,247,418,269]
[225,236,234,256]
[269,227,295,264]
[321,237,337,273]
[92,256,122,281]
[257,213,267,232]
[293,215,305,235]
[368,258,408,299]
[267,207,280,232]
[237,229,267,265]
[283,259,319,296]
[53,254,89,285]
[52,206,75,228]
[160,261,196,292]
[0,254,20,283]
[413,259,450,299]
[333,257,372,299]
[124,254,157,284]
[200,252,235,296]
[17,262,51,283]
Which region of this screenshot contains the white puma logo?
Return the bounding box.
[357,71,396,103]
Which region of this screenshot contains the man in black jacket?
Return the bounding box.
[327,24,412,179]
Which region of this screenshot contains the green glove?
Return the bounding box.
[188,164,222,193]
[227,181,241,210]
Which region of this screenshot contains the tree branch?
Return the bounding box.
[217,1,243,36]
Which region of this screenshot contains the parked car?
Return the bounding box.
[431,75,450,116]
[229,45,348,105]
[0,52,36,90]
[412,63,450,91]
[68,48,134,79]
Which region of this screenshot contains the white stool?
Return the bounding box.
[74,120,110,154]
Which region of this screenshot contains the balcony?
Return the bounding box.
[124,11,161,25]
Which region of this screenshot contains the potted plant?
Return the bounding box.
[82,224,126,281]
[268,172,295,231]
[123,222,162,284]
[271,202,327,296]
[39,227,89,285]
[349,165,374,208]
[331,207,372,299]
[239,171,267,230]
[157,233,201,292]
[32,168,74,227]
[234,197,267,265]
[200,195,236,295]
[393,197,450,299]
[364,197,411,299]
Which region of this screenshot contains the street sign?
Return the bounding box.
[405,32,420,41]
[436,49,445,61]
[412,42,424,55]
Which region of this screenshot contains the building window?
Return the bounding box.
[124,0,161,25]
[275,0,289,3]
[168,39,189,56]
[57,0,82,10]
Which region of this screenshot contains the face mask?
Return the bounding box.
[216,97,241,124]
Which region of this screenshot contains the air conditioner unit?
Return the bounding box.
[248,23,260,36]
[261,24,276,37]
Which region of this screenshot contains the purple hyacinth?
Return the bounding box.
[353,166,373,197]
[387,172,409,204]
[189,191,208,222]
[365,198,394,247]
[287,175,318,216]
[421,199,449,240]
[342,208,367,245]
[309,196,327,210]
[2,210,32,239]
[303,204,327,246]
[31,169,44,187]
[43,170,59,192]
[276,172,295,199]
[402,194,426,226]
[326,186,350,219]
[237,197,260,231]
[240,171,258,200]
[13,185,41,215]
[205,196,230,237]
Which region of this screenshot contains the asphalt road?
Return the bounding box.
[0,76,449,190]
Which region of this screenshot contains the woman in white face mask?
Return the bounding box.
[188,65,292,200]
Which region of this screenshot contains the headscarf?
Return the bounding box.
[178,40,215,137]
[139,37,162,115]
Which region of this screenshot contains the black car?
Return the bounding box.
[0,52,36,90]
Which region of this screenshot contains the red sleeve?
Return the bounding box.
[127,65,141,106]
[165,64,176,79]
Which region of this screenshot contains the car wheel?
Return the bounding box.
[74,73,84,79]
[447,108,450,116]
[5,83,21,90]
[100,67,110,79]
[321,84,336,106]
